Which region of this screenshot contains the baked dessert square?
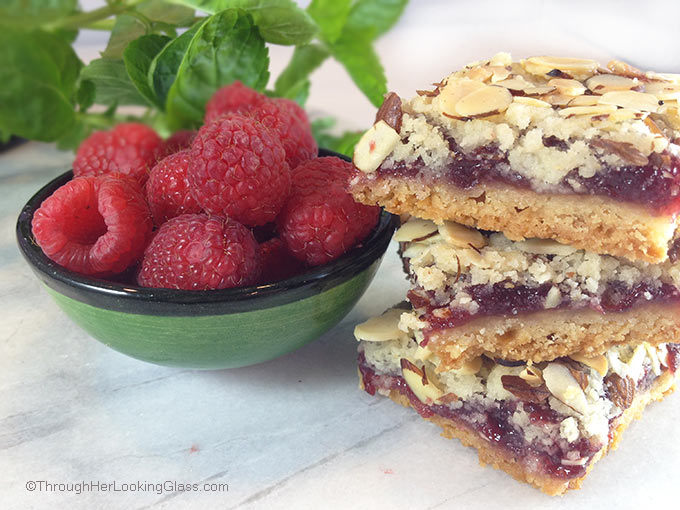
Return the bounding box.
[393,216,680,369]
[355,306,680,495]
[350,53,680,263]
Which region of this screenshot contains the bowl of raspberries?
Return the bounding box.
[16,83,397,369]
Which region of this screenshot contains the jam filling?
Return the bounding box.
[377,136,680,214]
[406,280,679,332]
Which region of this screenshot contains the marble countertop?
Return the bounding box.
[2,1,679,508]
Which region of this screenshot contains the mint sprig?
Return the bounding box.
[0,0,408,155]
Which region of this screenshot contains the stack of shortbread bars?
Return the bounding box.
[348,53,680,495]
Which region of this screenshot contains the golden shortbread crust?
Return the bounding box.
[426,302,680,370]
[349,174,676,263]
[359,369,677,496]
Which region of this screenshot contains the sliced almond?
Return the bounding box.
[541,93,573,106]
[523,56,599,80]
[487,66,511,83]
[607,59,647,79]
[394,218,438,242]
[544,286,562,309]
[542,363,589,414]
[454,85,513,117]
[609,108,645,122]
[401,359,444,404]
[548,78,587,96]
[354,308,405,342]
[519,365,544,387]
[439,78,487,117]
[400,241,432,260]
[489,52,512,66]
[463,66,492,82]
[516,238,578,256]
[569,351,608,376]
[353,120,401,173]
[438,221,487,249]
[590,138,649,166]
[523,85,556,96]
[495,76,532,91]
[644,81,680,101]
[586,74,638,94]
[567,95,600,107]
[558,104,618,118]
[513,96,551,108]
[598,90,662,112]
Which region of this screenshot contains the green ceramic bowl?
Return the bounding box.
[16,151,398,369]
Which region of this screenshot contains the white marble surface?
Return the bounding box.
[3,1,680,508]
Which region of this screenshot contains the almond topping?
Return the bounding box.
[513,96,551,108]
[567,95,600,107]
[495,76,531,91]
[400,359,444,404]
[438,221,487,249]
[644,81,680,100]
[353,120,401,173]
[586,74,638,94]
[523,56,599,80]
[607,59,647,79]
[558,104,618,118]
[375,92,403,132]
[541,93,573,106]
[590,138,649,166]
[463,66,492,82]
[598,90,662,112]
[523,85,556,96]
[515,238,577,256]
[487,66,511,83]
[438,78,487,117]
[568,352,608,376]
[519,365,544,387]
[501,375,550,403]
[354,308,405,342]
[542,363,589,414]
[547,78,586,96]
[454,85,513,117]
[394,218,438,242]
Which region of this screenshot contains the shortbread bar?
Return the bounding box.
[393,217,680,369]
[350,53,680,263]
[355,307,679,495]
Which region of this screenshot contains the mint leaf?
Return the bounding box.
[101,15,147,60]
[306,0,351,44]
[76,80,96,111]
[168,0,317,45]
[0,28,80,140]
[138,0,196,26]
[166,9,269,129]
[0,0,78,28]
[124,34,172,107]
[330,29,387,107]
[274,43,328,99]
[148,20,206,109]
[81,59,148,106]
[345,0,408,38]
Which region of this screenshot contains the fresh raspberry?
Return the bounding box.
[243,98,317,170]
[31,176,152,276]
[73,123,163,185]
[189,116,290,226]
[204,81,267,124]
[145,150,202,225]
[162,130,197,156]
[257,237,306,284]
[137,214,260,290]
[278,157,380,266]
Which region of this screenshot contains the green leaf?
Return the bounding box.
[101,15,147,60]
[345,0,408,39]
[0,0,78,28]
[81,59,148,106]
[148,20,206,109]
[0,28,80,141]
[124,34,172,107]
[311,118,362,157]
[274,43,328,98]
[166,9,269,129]
[167,0,317,45]
[76,80,96,112]
[55,117,94,151]
[306,0,351,44]
[138,0,195,25]
[329,29,387,107]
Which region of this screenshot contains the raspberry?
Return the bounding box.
[243,98,317,170]
[204,81,267,124]
[31,175,152,276]
[278,157,380,266]
[162,130,197,156]
[189,116,291,227]
[257,237,305,284]
[145,150,202,225]
[137,214,260,290]
[73,123,163,185]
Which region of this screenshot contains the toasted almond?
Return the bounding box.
[542,363,589,414]
[438,221,487,249]
[569,351,608,376]
[489,52,512,66]
[516,238,578,256]
[463,66,492,82]
[394,218,438,242]
[541,93,573,106]
[400,241,432,261]
[523,85,556,96]
[598,90,662,112]
[519,365,544,387]
[523,56,599,80]
[558,104,618,118]
[644,81,680,100]
[354,308,405,342]
[353,120,401,173]
[454,85,513,117]
[544,286,562,309]
[401,359,444,403]
[513,96,551,108]
[567,95,600,107]
[439,78,487,117]
[609,108,645,122]
[607,59,647,79]
[548,78,587,96]
[495,76,532,91]
[586,74,638,94]
[487,66,511,83]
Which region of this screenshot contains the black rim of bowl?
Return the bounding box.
[16,149,398,316]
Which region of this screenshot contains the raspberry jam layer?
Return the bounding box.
[407,280,680,332]
[378,137,680,215]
